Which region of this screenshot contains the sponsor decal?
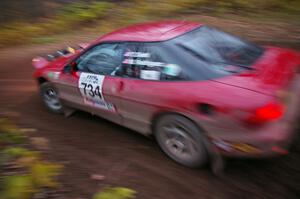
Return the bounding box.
[212,139,261,154]
[124,51,150,58]
[232,143,261,154]
[47,72,60,80]
[123,59,165,67]
[140,70,161,80]
[163,64,181,76]
[212,139,233,152]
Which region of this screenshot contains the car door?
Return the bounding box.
[116,42,181,134]
[56,43,125,124]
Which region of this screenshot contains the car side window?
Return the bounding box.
[76,43,124,75]
[121,43,184,81]
[121,43,142,78]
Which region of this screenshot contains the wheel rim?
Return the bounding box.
[161,123,199,161]
[43,88,62,110]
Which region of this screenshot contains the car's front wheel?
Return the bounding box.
[40,82,63,114]
[154,114,208,168]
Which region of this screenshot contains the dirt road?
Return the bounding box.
[1,42,300,199]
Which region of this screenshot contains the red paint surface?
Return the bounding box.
[33,20,300,156]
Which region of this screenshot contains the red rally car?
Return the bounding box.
[33,21,300,168]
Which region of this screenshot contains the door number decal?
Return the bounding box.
[79,73,114,111]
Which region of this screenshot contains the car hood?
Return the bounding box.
[33,54,75,71]
[32,45,85,70]
[212,47,300,95]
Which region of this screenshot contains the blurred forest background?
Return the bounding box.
[0,0,299,47]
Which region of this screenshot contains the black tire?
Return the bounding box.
[40,82,63,114]
[154,114,208,168]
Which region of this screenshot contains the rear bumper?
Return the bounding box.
[209,74,300,157]
[215,120,297,157]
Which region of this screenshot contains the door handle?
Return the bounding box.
[118,80,124,92]
[112,80,124,94]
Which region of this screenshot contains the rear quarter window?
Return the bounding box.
[121,43,187,81]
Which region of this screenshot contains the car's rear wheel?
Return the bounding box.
[154,114,208,168]
[40,82,63,114]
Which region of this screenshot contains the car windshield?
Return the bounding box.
[174,26,263,69]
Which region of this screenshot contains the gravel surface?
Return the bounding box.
[0,29,300,199]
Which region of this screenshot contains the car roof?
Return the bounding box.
[96,20,201,43]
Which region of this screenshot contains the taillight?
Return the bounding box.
[246,102,284,124]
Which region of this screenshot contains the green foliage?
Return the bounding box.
[0,117,135,199]
[0,118,21,134]
[0,175,36,199]
[0,118,26,144]
[0,118,63,199]
[51,1,113,29]
[0,133,26,145]
[0,0,299,47]
[120,0,300,16]
[0,147,40,166]
[31,36,57,44]
[31,162,62,188]
[0,161,62,198]
[93,187,136,199]
[0,1,113,47]
[2,147,35,158]
[0,143,128,199]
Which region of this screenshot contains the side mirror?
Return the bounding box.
[114,67,123,76]
[63,61,76,74]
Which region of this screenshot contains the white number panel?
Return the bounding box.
[78,73,115,111]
